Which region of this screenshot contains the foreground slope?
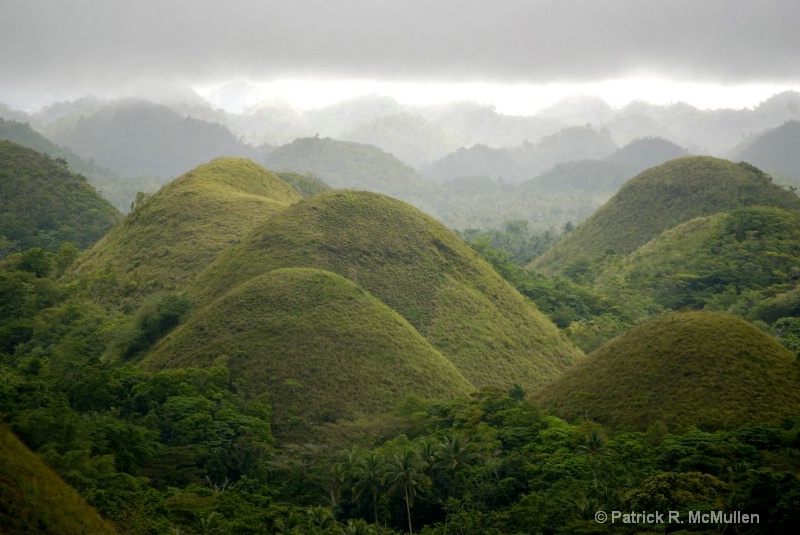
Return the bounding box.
[0,425,118,535]
[143,268,473,428]
[533,156,800,275]
[535,311,800,430]
[191,190,583,391]
[0,141,122,250]
[68,157,302,305]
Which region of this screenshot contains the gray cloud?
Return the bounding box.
[2,0,799,92]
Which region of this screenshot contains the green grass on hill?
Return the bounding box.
[595,206,800,313]
[0,424,118,535]
[191,190,583,392]
[142,268,473,435]
[66,157,302,308]
[533,156,800,276]
[0,141,122,251]
[534,311,800,431]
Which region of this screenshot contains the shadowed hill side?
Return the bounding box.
[534,311,800,431]
[732,120,800,184]
[0,141,122,251]
[191,190,583,392]
[142,268,473,435]
[533,156,800,275]
[0,425,118,535]
[67,157,302,307]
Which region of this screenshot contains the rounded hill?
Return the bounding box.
[142,268,473,431]
[192,190,583,391]
[533,156,800,274]
[68,157,302,306]
[0,141,122,250]
[733,120,800,183]
[534,311,800,431]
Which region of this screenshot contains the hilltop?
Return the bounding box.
[0,141,122,250]
[0,425,118,535]
[534,311,800,431]
[67,157,301,306]
[533,156,800,276]
[191,190,583,392]
[142,268,473,434]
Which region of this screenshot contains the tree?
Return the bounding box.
[383,449,430,534]
[350,451,386,524]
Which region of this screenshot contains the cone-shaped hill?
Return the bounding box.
[0,141,122,250]
[142,268,473,428]
[533,156,800,275]
[191,190,583,391]
[0,425,118,534]
[68,157,302,305]
[534,311,800,431]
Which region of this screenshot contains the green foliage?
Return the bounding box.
[535,311,800,431]
[0,140,122,250]
[0,425,119,534]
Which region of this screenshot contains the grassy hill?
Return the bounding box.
[0,425,118,535]
[142,268,473,433]
[191,190,583,391]
[605,137,690,176]
[534,311,800,431]
[67,157,301,307]
[0,141,122,251]
[594,206,800,314]
[533,156,800,276]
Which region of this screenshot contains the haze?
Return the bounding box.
[1,0,799,113]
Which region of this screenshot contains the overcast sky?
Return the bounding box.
[2,0,799,112]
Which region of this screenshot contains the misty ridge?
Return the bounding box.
[3,89,800,233]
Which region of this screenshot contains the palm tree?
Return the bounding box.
[350,451,385,524]
[434,433,479,474]
[383,448,430,534]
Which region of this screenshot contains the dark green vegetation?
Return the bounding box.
[0,141,122,251]
[67,157,301,307]
[535,311,800,431]
[0,425,119,534]
[143,268,473,434]
[533,156,800,275]
[192,190,583,393]
[277,171,332,197]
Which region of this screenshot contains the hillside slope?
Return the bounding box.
[191,190,583,392]
[534,311,800,431]
[67,157,302,306]
[533,156,800,275]
[143,268,473,431]
[0,425,118,535]
[0,141,122,250]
